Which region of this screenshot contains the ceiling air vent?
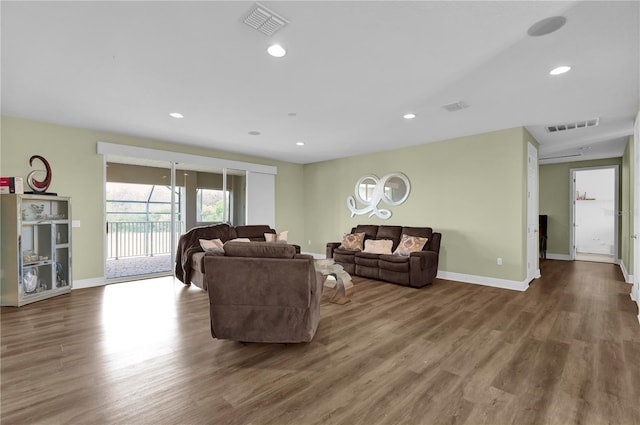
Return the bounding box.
[546,118,599,133]
[243,3,288,36]
[442,101,469,112]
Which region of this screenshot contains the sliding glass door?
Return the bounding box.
[98,141,276,282]
[105,161,182,280]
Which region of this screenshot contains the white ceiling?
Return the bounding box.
[2,1,638,165]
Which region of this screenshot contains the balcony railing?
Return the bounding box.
[107,221,183,260]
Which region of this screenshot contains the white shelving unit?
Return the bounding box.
[1,194,72,306]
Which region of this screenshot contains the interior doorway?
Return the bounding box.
[571,166,618,264]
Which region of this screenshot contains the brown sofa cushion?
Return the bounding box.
[375,225,403,250]
[235,225,275,241]
[355,251,381,264]
[191,252,206,273]
[378,254,410,272]
[223,241,296,258]
[354,224,379,240]
[192,251,224,274]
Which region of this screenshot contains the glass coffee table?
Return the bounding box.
[315,260,353,304]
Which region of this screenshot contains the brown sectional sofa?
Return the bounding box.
[326,224,441,288]
[175,223,284,290]
[205,241,323,343]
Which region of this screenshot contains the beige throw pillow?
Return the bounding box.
[363,239,393,255]
[339,232,365,251]
[228,238,251,243]
[393,234,428,256]
[264,230,288,243]
[199,238,224,253]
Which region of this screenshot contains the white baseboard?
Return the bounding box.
[629,282,639,325]
[545,253,572,261]
[619,260,634,284]
[437,270,529,292]
[72,277,106,290]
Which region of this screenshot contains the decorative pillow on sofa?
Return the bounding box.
[228,238,251,243]
[199,238,224,253]
[363,239,393,255]
[264,230,288,243]
[339,232,365,251]
[393,234,428,256]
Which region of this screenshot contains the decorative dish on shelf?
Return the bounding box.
[23,269,38,293]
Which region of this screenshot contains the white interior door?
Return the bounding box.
[527,142,539,280]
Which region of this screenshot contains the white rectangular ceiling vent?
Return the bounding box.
[243,3,288,36]
[442,101,469,112]
[546,118,599,133]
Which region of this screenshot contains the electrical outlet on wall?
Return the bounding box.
[308,240,311,245]
[497,257,503,265]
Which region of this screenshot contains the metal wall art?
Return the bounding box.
[347,172,411,220]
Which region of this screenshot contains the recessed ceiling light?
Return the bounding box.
[550,66,571,75]
[169,112,184,118]
[267,44,286,58]
[248,131,261,136]
[296,142,305,146]
[403,113,416,120]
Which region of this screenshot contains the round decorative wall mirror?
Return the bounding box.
[355,175,378,203]
[347,172,411,220]
[382,174,410,206]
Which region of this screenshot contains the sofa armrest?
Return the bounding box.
[178,245,204,284]
[409,250,439,287]
[326,242,341,259]
[410,250,438,269]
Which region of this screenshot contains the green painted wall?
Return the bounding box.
[0,116,545,285]
[303,127,532,282]
[0,116,305,281]
[539,157,622,257]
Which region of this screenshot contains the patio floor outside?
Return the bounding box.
[106,254,173,279]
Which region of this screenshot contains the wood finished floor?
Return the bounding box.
[2,260,639,425]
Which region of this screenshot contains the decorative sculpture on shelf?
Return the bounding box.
[347,172,411,220]
[26,155,52,193]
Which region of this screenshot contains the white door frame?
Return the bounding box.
[569,165,619,261]
[632,111,639,319]
[527,142,540,281]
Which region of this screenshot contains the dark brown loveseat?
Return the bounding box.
[175,223,278,290]
[326,225,441,288]
[205,241,324,343]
